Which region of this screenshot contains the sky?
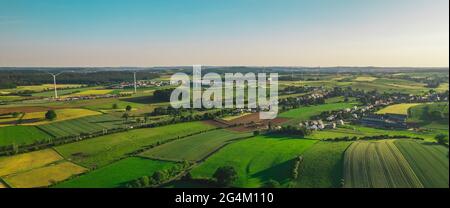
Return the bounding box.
[0,0,448,67]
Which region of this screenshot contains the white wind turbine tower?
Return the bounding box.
[133,71,137,94]
[46,72,64,99]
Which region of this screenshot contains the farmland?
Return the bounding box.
[54,157,176,188]
[309,124,439,141]
[0,126,52,147]
[344,140,423,188]
[3,161,87,188]
[190,135,317,187]
[0,84,84,94]
[0,68,448,189]
[295,141,352,188]
[279,102,358,125]
[37,114,124,138]
[20,108,101,125]
[0,149,63,177]
[394,140,449,188]
[68,89,113,96]
[376,103,421,115]
[408,102,449,123]
[55,121,215,168]
[140,129,253,162]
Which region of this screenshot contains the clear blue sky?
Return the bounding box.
[0,0,448,67]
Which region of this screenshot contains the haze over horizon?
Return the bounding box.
[0,0,448,67]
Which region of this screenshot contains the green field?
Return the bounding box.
[344,140,423,188]
[54,157,176,188]
[279,102,358,125]
[0,126,52,147]
[55,122,214,168]
[408,102,449,123]
[37,114,124,138]
[31,87,96,97]
[83,99,146,112]
[140,129,252,162]
[394,140,449,188]
[309,125,439,141]
[295,141,352,188]
[279,77,430,94]
[190,135,317,187]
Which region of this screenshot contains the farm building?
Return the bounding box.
[359,113,408,129]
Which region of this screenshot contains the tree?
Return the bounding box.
[45,110,57,120]
[213,166,238,187]
[122,113,129,122]
[12,112,20,118]
[262,179,280,188]
[112,103,118,109]
[435,134,448,145]
[139,176,150,187]
[126,105,132,112]
[152,171,165,183]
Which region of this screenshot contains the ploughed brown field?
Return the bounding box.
[205,113,289,132]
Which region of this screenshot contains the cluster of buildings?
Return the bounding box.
[108,80,171,89]
[359,113,408,129]
[298,119,346,131]
[51,94,119,102]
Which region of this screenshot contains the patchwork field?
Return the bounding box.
[190,135,317,187]
[344,140,423,188]
[54,157,176,188]
[222,113,252,121]
[37,114,123,138]
[20,108,101,125]
[0,149,63,177]
[3,161,87,188]
[140,129,252,162]
[295,141,352,188]
[394,140,449,188]
[0,126,52,147]
[0,84,83,94]
[279,102,357,125]
[55,122,215,168]
[83,100,146,112]
[68,89,113,96]
[354,76,378,82]
[309,125,439,141]
[376,103,421,115]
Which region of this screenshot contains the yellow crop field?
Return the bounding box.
[0,149,63,177]
[0,84,83,94]
[436,83,449,93]
[4,162,88,188]
[21,108,101,125]
[0,181,7,188]
[354,76,378,82]
[377,103,421,115]
[70,89,113,96]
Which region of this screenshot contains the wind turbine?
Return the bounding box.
[133,71,137,94]
[46,72,64,99]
